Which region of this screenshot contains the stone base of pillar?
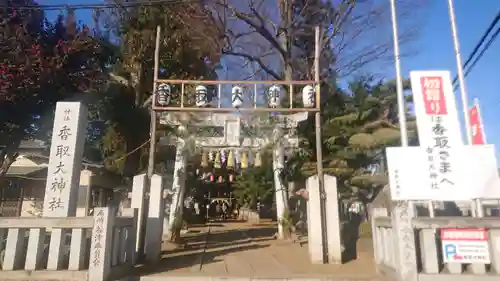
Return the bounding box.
[306,175,342,264]
[145,175,164,263]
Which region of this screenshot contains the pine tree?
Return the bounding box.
[287,77,416,197]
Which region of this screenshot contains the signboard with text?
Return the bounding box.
[441,228,490,264]
[386,145,500,200]
[410,71,463,195]
[43,102,88,217]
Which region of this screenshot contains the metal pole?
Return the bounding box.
[389,0,408,147]
[447,0,481,218]
[473,98,486,217]
[314,26,328,263]
[447,0,473,145]
[390,0,429,216]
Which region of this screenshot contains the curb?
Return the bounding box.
[139,276,381,281]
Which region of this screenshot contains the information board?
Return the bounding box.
[441,228,490,264]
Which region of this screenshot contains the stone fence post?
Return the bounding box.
[89,207,116,281]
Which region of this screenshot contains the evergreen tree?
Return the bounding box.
[95,1,224,175]
[287,77,416,197]
[0,2,116,177]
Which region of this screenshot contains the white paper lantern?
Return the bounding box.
[156,83,171,106]
[231,86,243,108]
[195,85,208,107]
[268,85,281,108]
[302,85,315,108]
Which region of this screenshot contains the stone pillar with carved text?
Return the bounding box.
[42,102,88,270]
[43,102,87,217]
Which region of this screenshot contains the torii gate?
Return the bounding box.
[158,111,307,239]
[131,26,341,265]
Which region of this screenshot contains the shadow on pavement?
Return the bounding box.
[139,243,268,275]
[150,224,277,274]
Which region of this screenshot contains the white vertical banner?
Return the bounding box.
[43,102,88,217]
[409,71,462,194]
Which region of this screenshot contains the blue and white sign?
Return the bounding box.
[441,229,490,264]
[443,244,458,261]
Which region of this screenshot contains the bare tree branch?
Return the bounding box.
[223,50,281,80]
[208,0,425,81]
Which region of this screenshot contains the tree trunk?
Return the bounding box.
[132,62,144,107]
[0,122,30,179]
[279,0,293,82]
[0,142,20,178]
[122,62,146,176]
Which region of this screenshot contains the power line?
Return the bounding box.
[10,138,151,180]
[464,27,500,78]
[0,0,198,11]
[452,11,500,86]
[461,12,500,70]
[453,26,500,91]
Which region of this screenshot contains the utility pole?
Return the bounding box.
[147,25,162,179]
[314,26,329,264]
[139,25,161,261]
[446,0,483,218]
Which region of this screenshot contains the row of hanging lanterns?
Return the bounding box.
[200,150,262,169]
[155,84,317,108]
[196,170,236,183]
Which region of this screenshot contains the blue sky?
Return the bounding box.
[42,1,500,156]
[391,1,500,158]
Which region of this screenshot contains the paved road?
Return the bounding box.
[139,221,380,281]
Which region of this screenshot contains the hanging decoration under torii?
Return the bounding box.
[199,148,270,170]
[226,150,235,169]
[201,151,208,168]
[213,150,221,169]
[240,151,248,169]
